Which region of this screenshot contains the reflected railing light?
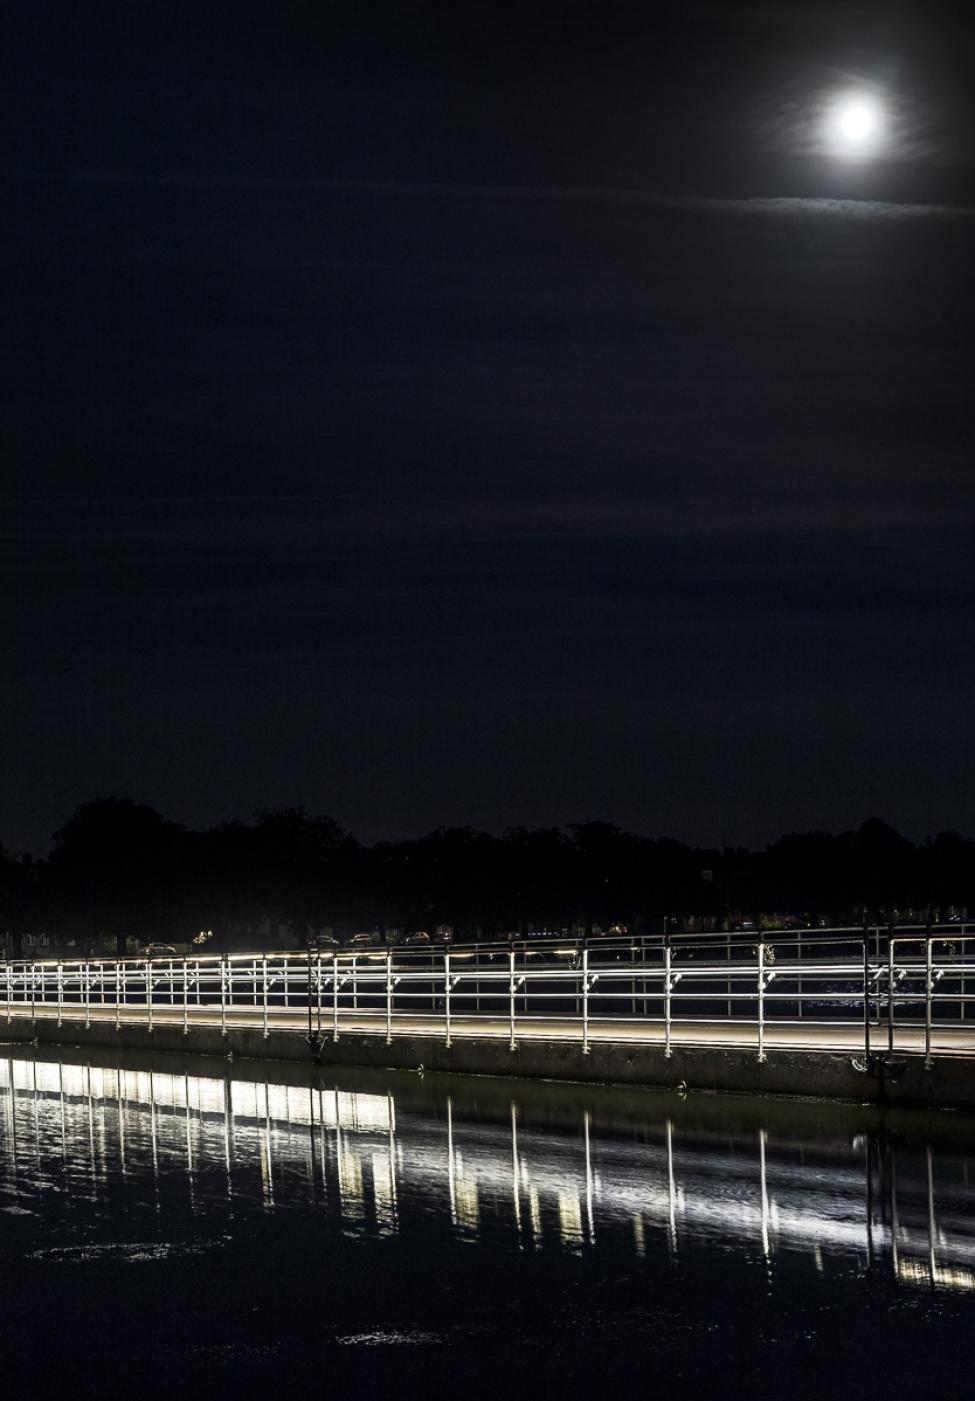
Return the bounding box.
[4,1052,975,1287]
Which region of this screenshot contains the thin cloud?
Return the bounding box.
[6,169,973,220]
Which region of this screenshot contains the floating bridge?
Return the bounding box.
[3,925,975,1107]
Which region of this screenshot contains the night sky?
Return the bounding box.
[5,2,975,855]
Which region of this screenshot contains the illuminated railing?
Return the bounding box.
[2,924,974,1064]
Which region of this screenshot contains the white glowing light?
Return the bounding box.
[827,93,885,156]
[838,99,879,142]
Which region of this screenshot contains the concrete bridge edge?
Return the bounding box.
[3,1015,974,1111]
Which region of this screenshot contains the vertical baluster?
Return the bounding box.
[887,935,896,1056]
[386,949,393,1045]
[509,949,517,1052]
[757,943,765,1063]
[582,946,590,1055]
[925,930,934,1070]
[862,919,871,1060]
[444,951,452,1047]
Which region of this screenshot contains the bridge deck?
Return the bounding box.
[11,1003,975,1056]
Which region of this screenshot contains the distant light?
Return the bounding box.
[826,92,885,157]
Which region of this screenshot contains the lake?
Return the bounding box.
[2,1043,973,1398]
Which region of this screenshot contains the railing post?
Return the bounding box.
[332,953,339,1042]
[305,947,313,1044]
[757,943,765,1063]
[57,961,63,1028]
[262,955,269,1039]
[146,957,153,1032]
[386,949,393,1045]
[925,926,934,1070]
[83,959,90,1031]
[5,960,11,1023]
[509,948,517,1052]
[887,930,896,1057]
[31,961,36,1022]
[862,919,871,1059]
[220,956,228,1038]
[582,947,590,1054]
[444,952,452,1047]
[183,957,189,1036]
[664,940,672,1059]
[115,958,121,1031]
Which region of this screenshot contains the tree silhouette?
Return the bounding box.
[47,798,188,956]
[2,799,972,955]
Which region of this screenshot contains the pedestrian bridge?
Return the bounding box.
[4,924,975,1066]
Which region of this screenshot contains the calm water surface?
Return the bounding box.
[2,1044,974,1397]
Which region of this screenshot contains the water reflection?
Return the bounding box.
[2,1049,975,1298]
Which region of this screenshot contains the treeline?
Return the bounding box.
[1,799,973,957]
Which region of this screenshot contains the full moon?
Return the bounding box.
[826,92,885,157]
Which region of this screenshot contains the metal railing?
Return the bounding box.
[3,924,974,1064]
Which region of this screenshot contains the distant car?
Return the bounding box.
[348,932,377,948]
[310,934,339,948]
[403,931,431,946]
[142,944,177,957]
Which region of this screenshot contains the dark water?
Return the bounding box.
[2,1046,974,1398]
